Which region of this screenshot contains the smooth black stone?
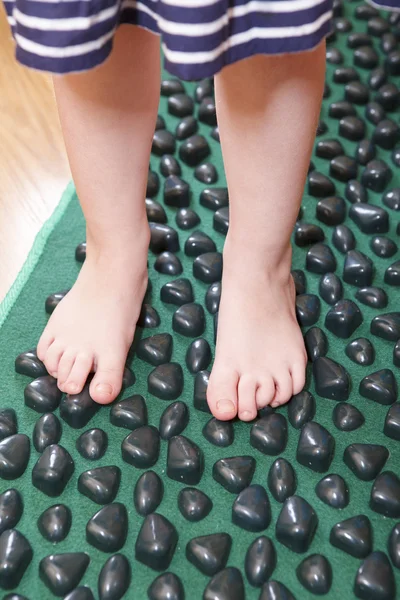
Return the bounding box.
[136,513,178,571]
[148,573,185,600]
[59,385,99,429]
[204,567,244,600]
[388,523,400,569]
[86,503,127,553]
[64,587,95,600]
[195,162,218,184]
[345,81,370,105]
[0,530,32,589]
[345,179,368,203]
[306,243,337,274]
[361,159,392,192]
[366,102,386,126]
[276,496,318,553]
[394,341,400,368]
[110,395,147,431]
[325,299,363,338]
[160,278,194,306]
[349,203,389,234]
[316,195,347,224]
[295,294,321,327]
[163,175,190,209]
[194,78,213,102]
[198,96,217,126]
[297,421,335,473]
[371,313,400,342]
[370,236,398,258]
[308,171,336,197]
[186,533,231,576]
[210,126,220,142]
[346,338,375,367]
[24,375,62,413]
[304,327,328,362]
[39,553,89,596]
[383,188,400,210]
[313,356,350,401]
[297,554,332,595]
[179,135,210,166]
[344,443,389,481]
[384,403,400,440]
[0,489,23,535]
[292,269,307,295]
[0,434,30,480]
[288,391,316,429]
[356,286,388,308]
[385,260,400,286]
[186,338,211,374]
[330,515,372,558]
[245,536,276,588]
[213,206,229,234]
[145,199,167,225]
[356,139,376,165]
[75,242,87,263]
[316,139,344,159]
[152,130,176,156]
[148,363,184,400]
[15,349,47,378]
[175,116,197,140]
[168,93,193,118]
[373,119,400,151]
[159,402,189,441]
[76,429,107,462]
[147,170,160,199]
[355,4,379,19]
[200,187,229,211]
[343,250,374,287]
[334,66,360,83]
[161,79,185,96]
[175,207,200,230]
[178,487,212,522]
[376,83,400,111]
[354,551,396,600]
[326,46,343,64]
[333,400,365,431]
[98,554,131,600]
[193,370,210,413]
[268,458,296,503]
[45,289,69,314]
[167,435,203,485]
[137,304,161,328]
[339,116,366,141]
[319,273,343,305]
[213,456,256,493]
[368,15,390,36]
[78,466,120,504]
[38,504,71,543]
[294,223,325,246]
[369,67,388,90]
[393,148,400,168]
[332,225,356,255]
[0,409,17,441]
[137,334,173,367]
[134,470,163,516]
[173,303,205,338]
[184,230,216,257]
[149,223,180,254]
[202,417,233,448]
[370,471,400,518]
[359,369,397,405]
[315,474,349,509]
[329,100,357,119]
[160,155,182,178]
[232,484,271,532]
[121,426,160,469]
[355,45,379,69]
[250,414,288,456]
[193,252,222,283]
[259,581,296,600]
[335,17,352,32]
[33,412,62,452]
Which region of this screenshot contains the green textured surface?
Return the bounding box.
[1,1,400,598]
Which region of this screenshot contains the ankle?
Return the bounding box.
[85,221,150,265]
[223,233,293,280]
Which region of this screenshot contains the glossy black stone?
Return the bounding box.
[315,474,349,509]
[333,401,365,433]
[343,250,374,287]
[0,529,32,589]
[385,260,400,286]
[383,188,400,210]
[295,294,321,327]
[38,504,71,543]
[326,46,343,64]
[373,119,400,150]
[355,139,376,165]
[384,403,400,440]
[152,130,176,156]
[370,471,400,518]
[361,159,392,193]
[137,334,173,367]
[319,272,343,305]
[86,503,127,553]
[371,313,400,342]
[45,289,70,314]
[134,470,163,517]
[365,101,386,125]
[304,327,328,362]
[77,466,120,504]
[334,66,360,83]
[147,170,160,198]
[232,484,271,532]
[149,223,180,254]
[145,198,167,224]
[185,231,216,258]
[354,551,396,600]
[276,496,318,553]
[306,243,337,274]
[355,45,379,69]
[159,402,188,441]
[194,162,218,184]
[200,187,229,211]
[198,95,217,125]
[356,286,388,309]
[245,536,276,588]
[329,101,357,119]
[394,341,400,368]
[0,409,17,441]
[359,369,397,405]
[168,93,193,117]
[330,515,372,558]
[161,278,194,306]
[136,513,178,571]
[185,338,211,374]
[393,148,400,169]
[292,269,307,295]
[148,363,184,400]
[368,15,390,36]
[0,434,30,480]
[121,426,160,469]
[59,384,99,429]
[173,303,206,338]
[350,203,389,234]
[161,79,185,96]
[345,179,368,203]
[193,370,210,413]
[110,396,147,432]
[203,567,245,600]
[0,489,23,535]
[295,223,325,246]
[297,554,332,595]
[193,252,222,283]
[370,236,398,258]
[211,126,220,141]
[64,587,95,600]
[259,581,296,600]
[194,78,213,102]
[345,81,369,105]
[15,349,47,378]
[250,414,288,456]
[388,523,400,569]
[317,196,347,224]
[213,206,229,234]
[313,357,350,401]
[148,573,184,600]
[137,303,161,328]
[179,134,210,166]
[98,554,131,600]
[308,171,336,197]
[186,533,231,576]
[39,553,89,596]
[213,456,256,493]
[163,175,190,208]
[325,299,363,338]
[268,458,296,503]
[175,115,197,140]
[175,207,200,230]
[288,391,316,429]
[375,82,399,110]
[33,412,62,453]
[160,155,182,178]
[339,116,366,141]
[202,417,233,447]
[297,421,335,473]
[316,138,344,159]
[178,487,212,522]
[167,435,204,485]
[24,375,62,413]
[344,443,389,481]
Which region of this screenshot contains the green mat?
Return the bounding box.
[1,1,400,598]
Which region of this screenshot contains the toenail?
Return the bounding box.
[216,399,235,414]
[240,411,254,420]
[96,383,113,395]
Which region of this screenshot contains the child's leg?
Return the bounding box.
[207,41,326,421]
[36,26,160,403]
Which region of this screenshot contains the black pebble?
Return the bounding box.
[329,101,357,119]
[203,417,233,447]
[137,334,173,367]
[350,202,389,234]
[163,175,190,208]
[355,45,379,69]
[168,93,193,117]
[45,289,69,314]
[159,402,189,441]
[186,338,211,374]
[250,414,288,456]
[339,116,365,141]
[152,130,176,156]
[304,327,328,361]
[134,470,163,516]
[334,66,360,83]
[268,458,296,503]
[149,223,180,254]
[385,260,400,286]
[200,187,229,211]
[355,286,388,308]
[295,294,321,327]
[295,223,325,246]
[194,78,213,102]
[175,207,200,230]
[167,435,204,485]
[259,581,295,600]
[179,135,210,166]
[78,465,120,505]
[245,536,276,588]
[370,236,398,258]
[316,138,344,159]
[345,179,368,203]
[355,139,376,165]
[121,426,160,469]
[313,357,350,401]
[317,195,347,223]
[86,503,127,553]
[388,523,400,569]
[232,484,271,532]
[148,363,184,400]
[147,170,160,198]
[39,553,90,597]
[198,96,217,126]
[175,116,197,140]
[213,456,256,493]
[148,572,185,600]
[0,529,32,589]
[173,303,206,338]
[333,401,365,432]
[345,81,369,105]
[214,206,229,234]
[343,250,374,287]
[203,567,245,600]
[211,126,220,142]
[137,303,161,328]
[326,47,343,64]
[330,515,372,558]
[296,554,332,595]
[315,474,349,509]
[344,443,388,481]
[288,391,316,429]
[384,403,400,440]
[306,243,336,274]
[319,273,343,305]
[98,554,131,600]
[161,79,185,96]
[325,299,363,338]
[146,198,167,224]
[161,278,194,306]
[371,312,400,342]
[38,504,71,543]
[0,434,30,481]
[359,368,397,405]
[178,487,212,522]
[354,551,396,600]
[308,171,336,197]
[160,155,181,177]
[361,159,392,192]
[110,395,147,431]
[64,587,94,600]
[15,349,47,378]
[193,252,222,283]
[195,162,218,184]
[394,341,400,368]
[292,269,307,295]
[370,471,400,518]
[193,370,210,413]
[33,412,62,452]
[0,489,23,535]
[365,102,386,125]
[297,421,335,473]
[373,119,400,150]
[185,230,216,257]
[0,409,17,441]
[383,187,400,210]
[275,496,318,553]
[59,384,99,429]
[24,375,62,413]
[186,533,231,575]
[135,513,178,571]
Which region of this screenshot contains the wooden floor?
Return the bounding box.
[0,6,71,302]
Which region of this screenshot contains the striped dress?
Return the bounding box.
[3,0,399,81]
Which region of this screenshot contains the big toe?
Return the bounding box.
[207,366,239,421]
[89,352,125,404]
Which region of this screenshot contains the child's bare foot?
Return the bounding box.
[207,240,307,421]
[36,232,149,404]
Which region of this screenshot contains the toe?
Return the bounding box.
[291,360,307,396]
[64,352,93,395]
[237,375,258,421]
[57,350,78,391]
[255,377,275,409]
[44,341,64,377]
[207,366,239,420]
[89,352,125,404]
[36,331,54,362]
[270,370,293,408]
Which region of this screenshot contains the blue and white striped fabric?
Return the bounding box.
[1,0,392,80]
